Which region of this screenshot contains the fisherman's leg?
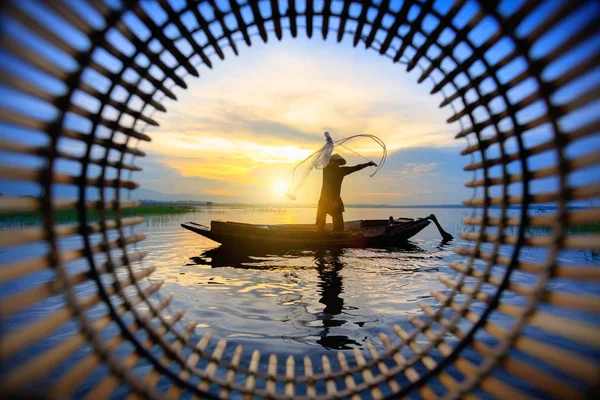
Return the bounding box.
[332,211,344,231]
[316,203,327,230]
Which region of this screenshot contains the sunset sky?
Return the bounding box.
[2,0,596,206]
[139,36,468,205]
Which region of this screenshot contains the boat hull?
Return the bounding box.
[181,218,431,249]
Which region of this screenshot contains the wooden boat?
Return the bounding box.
[181,217,431,249]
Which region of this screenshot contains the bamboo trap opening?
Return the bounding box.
[0,0,598,398]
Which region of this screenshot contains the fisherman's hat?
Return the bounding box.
[330,153,346,165]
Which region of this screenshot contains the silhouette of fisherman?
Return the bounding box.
[316,143,376,232]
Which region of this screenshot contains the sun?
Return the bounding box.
[273,181,289,196]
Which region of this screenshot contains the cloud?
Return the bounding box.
[382,162,441,181]
[407,162,439,174]
[202,189,239,196]
[139,38,467,203]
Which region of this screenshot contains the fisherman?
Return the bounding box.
[316,154,376,232]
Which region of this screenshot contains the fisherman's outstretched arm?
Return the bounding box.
[341,161,376,176]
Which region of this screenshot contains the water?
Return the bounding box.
[1,206,598,396]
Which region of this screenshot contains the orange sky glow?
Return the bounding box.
[142,38,463,204]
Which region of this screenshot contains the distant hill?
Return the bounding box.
[0,183,207,203]
[131,188,208,202]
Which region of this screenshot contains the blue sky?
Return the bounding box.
[0,0,598,206]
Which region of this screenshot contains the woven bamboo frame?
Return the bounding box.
[0,0,598,398]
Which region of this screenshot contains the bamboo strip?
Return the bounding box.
[86,60,168,110]
[391,325,459,394]
[87,0,179,100]
[0,63,158,128]
[0,165,139,189]
[379,332,436,400]
[407,0,466,69]
[0,216,144,248]
[135,320,197,397]
[0,232,145,284]
[351,0,369,46]
[248,0,268,42]
[157,0,213,69]
[8,282,166,393]
[463,119,600,171]
[0,196,39,213]
[436,45,519,101]
[0,107,148,157]
[1,326,87,392]
[337,352,358,400]
[464,151,600,187]
[50,282,166,398]
[1,11,167,113]
[303,0,318,39]
[463,183,600,207]
[446,263,600,313]
[410,311,531,399]
[1,250,148,316]
[396,2,440,62]
[0,138,142,173]
[460,113,548,156]
[79,81,159,126]
[0,266,156,360]
[426,295,585,400]
[199,339,227,392]
[321,355,337,396]
[220,345,242,399]
[84,308,185,400]
[379,0,412,54]
[0,195,139,214]
[459,231,600,250]
[365,342,400,394]
[186,2,227,59]
[304,356,316,398]
[453,246,600,281]
[39,0,92,33]
[206,0,239,53]
[131,5,198,77]
[269,0,283,40]
[462,207,600,229]
[68,104,152,142]
[243,350,260,400]
[438,275,600,347]
[4,2,78,56]
[416,5,487,80]
[0,69,54,103]
[266,354,277,396]
[455,79,597,139]
[166,330,212,399]
[353,348,383,399]
[107,20,187,89]
[285,355,295,397]
[525,0,582,44]
[229,0,251,45]
[561,82,599,114]
[428,298,599,384]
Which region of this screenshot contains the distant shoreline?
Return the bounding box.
[139,201,589,210]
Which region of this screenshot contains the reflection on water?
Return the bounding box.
[187,241,435,351]
[139,207,464,356]
[3,206,597,361]
[313,248,358,350]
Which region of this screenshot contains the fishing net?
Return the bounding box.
[285,133,387,200]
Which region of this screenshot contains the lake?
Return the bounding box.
[144,206,463,356]
[1,206,598,396]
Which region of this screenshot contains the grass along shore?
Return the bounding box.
[0,204,200,227]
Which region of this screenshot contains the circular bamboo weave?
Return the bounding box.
[0,0,599,398]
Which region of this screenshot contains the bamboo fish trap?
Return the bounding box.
[0,0,599,398]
